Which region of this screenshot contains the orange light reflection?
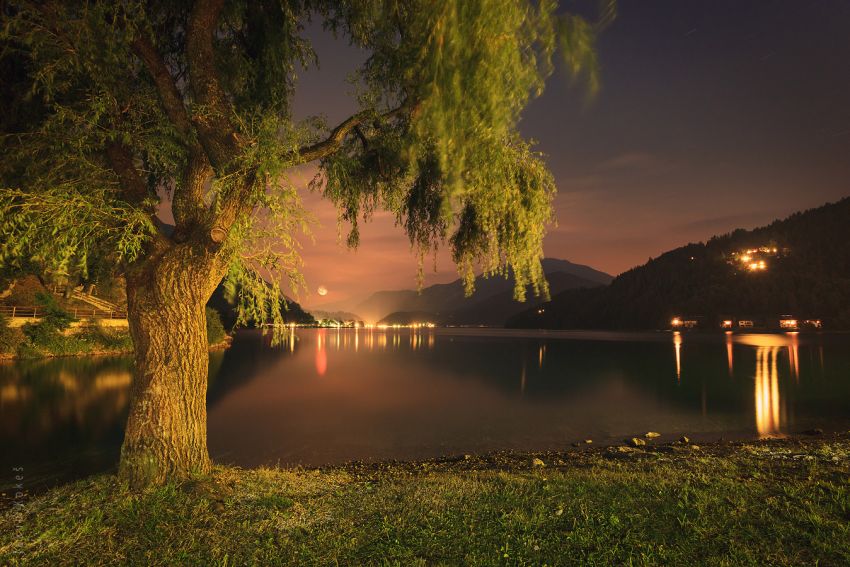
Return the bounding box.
[673,332,682,380]
[755,346,782,437]
[315,329,327,376]
[725,331,734,376]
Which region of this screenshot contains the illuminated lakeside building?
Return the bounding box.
[670,316,700,330]
[667,316,825,332]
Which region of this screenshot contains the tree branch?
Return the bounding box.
[131,35,193,139]
[105,141,151,205]
[186,0,241,168]
[295,101,417,164]
[353,125,369,149]
[131,33,211,233]
[105,142,172,250]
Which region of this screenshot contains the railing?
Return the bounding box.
[50,284,120,312]
[0,305,127,320]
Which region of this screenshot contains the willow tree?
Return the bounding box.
[0,0,613,487]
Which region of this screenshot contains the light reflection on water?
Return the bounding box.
[672,332,834,438]
[2,328,850,493]
[755,346,782,436]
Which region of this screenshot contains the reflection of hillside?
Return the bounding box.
[0,357,133,444]
[0,331,300,446]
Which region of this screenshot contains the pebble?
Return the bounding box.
[531,457,545,468]
[626,437,646,447]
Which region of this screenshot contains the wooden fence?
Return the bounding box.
[0,305,127,320]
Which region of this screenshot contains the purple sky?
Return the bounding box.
[280,1,850,309]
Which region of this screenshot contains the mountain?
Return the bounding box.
[354,258,612,325]
[377,311,437,325]
[508,198,850,330]
[311,310,363,324]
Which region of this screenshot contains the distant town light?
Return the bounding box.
[671,317,682,327]
[728,245,783,273]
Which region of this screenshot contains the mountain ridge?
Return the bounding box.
[509,197,850,330]
[353,258,612,324]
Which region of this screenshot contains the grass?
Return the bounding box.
[12,326,134,359]
[2,437,849,566]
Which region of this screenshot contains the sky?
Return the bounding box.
[288,0,850,310]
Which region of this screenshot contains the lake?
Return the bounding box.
[3,328,850,494]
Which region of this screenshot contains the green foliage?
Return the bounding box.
[0,0,615,340]
[16,324,132,358]
[78,325,134,351]
[9,291,132,356]
[21,292,76,346]
[205,307,226,346]
[316,0,613,298]
[0,311,24,354]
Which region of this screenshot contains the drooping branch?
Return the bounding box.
[294,101,417,165]
[209,101,418,242]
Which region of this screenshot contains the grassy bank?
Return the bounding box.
[2,436,849,565]
[0,306,229,359]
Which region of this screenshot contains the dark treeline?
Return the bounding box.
[509,197,850,330]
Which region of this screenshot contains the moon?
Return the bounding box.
[317,285,328,296]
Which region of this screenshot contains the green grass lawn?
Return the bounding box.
[2,437,849,566]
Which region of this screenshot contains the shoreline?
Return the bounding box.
[3,434,848,565]
[311,430,850,479]
[0,335,233,361]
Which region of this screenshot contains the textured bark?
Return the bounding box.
[119,244,225,488]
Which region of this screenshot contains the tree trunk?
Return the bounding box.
[119,245,224,489]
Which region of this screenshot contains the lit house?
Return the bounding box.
[670,316,700,330]
[726,245,786,273]
[719,316,823,332]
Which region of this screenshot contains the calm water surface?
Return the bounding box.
[3,328,850,493]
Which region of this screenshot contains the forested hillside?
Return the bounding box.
[509,198,850,330]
